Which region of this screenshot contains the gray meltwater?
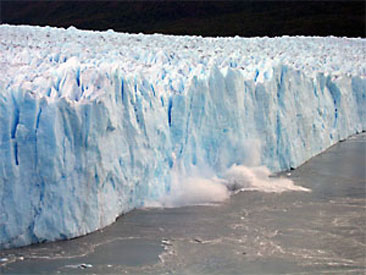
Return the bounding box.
[1,133,365,274]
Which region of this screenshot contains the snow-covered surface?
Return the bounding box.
[0,25,365,249]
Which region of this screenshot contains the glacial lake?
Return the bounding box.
[1,133,365,274]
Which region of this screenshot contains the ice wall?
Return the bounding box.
[0,25,365,249]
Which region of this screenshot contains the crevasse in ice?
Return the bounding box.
[0,25,365,249]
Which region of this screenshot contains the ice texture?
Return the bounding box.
[0,25,365,249]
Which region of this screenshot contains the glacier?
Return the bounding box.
[0,25,365,249]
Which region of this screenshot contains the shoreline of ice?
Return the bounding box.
[0,25,365,249]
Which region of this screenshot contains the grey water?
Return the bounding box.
[1,133,365,274]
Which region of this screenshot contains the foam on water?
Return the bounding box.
[0,25,365,248]
[149,164,309,208]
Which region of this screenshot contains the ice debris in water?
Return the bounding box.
[0,25,365,249]
[65,263,93,269]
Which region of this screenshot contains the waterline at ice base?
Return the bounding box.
[0,25,365,249]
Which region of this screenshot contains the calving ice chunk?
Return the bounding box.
[0,25,365,249]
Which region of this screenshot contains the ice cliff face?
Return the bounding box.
[0,25,365,249]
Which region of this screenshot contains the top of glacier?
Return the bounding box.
[1,24,365,102]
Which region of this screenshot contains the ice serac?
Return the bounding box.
[0,25,365,249]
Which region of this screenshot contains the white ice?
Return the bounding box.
[0,25,365,249]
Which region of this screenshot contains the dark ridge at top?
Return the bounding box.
[1,1,365,37]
